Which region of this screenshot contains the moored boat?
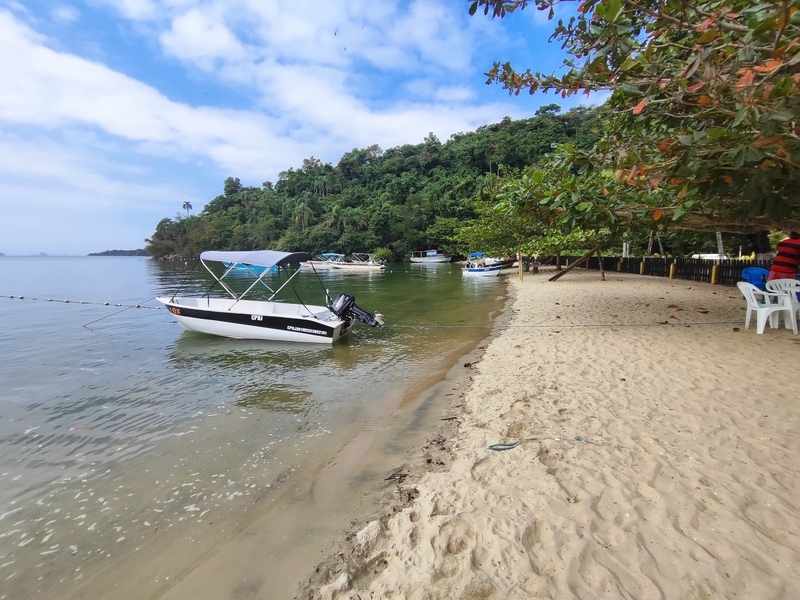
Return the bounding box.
[485,255,516,268]
[328,253,386,271]
[157,250,383,344]
[298,253,346,271]
[462,252,503,277]
[410,250,451,264]
[223,261,278,275]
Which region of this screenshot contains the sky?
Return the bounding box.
[0,0,603,256]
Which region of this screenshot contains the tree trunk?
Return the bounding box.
[716,231,725,257]
[747,230,774,261]
[657,233,666,258]
[646,231,654,256]
[549,246,601,281]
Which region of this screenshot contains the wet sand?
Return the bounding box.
[152,331,497,599]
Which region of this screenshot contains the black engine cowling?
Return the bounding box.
[329,292,383,327]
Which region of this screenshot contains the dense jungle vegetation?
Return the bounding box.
[147,0,799,262]
[145,104,603,261]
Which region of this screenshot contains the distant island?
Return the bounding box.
[88,249,150,257]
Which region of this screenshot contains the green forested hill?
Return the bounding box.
[145,105,600,261]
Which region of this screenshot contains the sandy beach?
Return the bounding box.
[300,268,800,599]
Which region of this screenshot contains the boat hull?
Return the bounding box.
[410,250,451,263]
[299,261,337,271]
[410,257,451,263]
[462,266,503,277]
[156,297,350,344]
[328,263,385,271]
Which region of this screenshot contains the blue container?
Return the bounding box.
[741,266,770,290]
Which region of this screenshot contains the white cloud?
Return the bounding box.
[105,0,160,20]
[50,5,79,23]
[0,2,596,254]
[160,7,247,69]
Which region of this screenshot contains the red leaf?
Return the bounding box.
[753,59,783,73]
[633,99,646,114]
[736,68,754,89]
[686,82,705,92]
[696,16,715,31]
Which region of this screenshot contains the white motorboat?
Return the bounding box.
[223,261,278,275]
[410,250,451,264]
[328,253,386,271]
[157,250,383,344]
[298,253,345,271]
[485,255,516,268]
[462,252,503,277]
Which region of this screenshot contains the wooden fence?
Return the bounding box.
[544,256,773,287]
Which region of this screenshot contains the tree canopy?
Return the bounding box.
[145,107,603,260]
[473,0,800,234]
[146,0,797,262]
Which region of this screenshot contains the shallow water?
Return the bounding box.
[0,256,506,598]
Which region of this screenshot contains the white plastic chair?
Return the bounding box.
[765,279,800,322]
[736,282,798,334]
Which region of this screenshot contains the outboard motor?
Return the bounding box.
[329,292,384,327]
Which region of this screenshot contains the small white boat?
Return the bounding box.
[485,256,516,268]
[298,253,345,271]
[223,261,278,275]
[410,250,451,264]
[328,253,386,271]
[462,252,503,277]
[157,250,383,344]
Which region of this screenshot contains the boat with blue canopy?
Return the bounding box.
[462,252,503,277]
[157,250,383,344]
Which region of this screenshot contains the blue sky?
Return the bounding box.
[0,0,602,255]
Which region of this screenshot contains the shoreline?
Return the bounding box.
[294,277,513,595]
[299,269,800,599]
[143,275,511,600]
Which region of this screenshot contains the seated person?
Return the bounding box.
[768,231,800,281]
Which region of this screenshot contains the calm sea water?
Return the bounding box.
[0,256,506,598]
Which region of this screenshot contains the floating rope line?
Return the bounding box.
[1,294,163,310]
[2,295,741,330]
[489,435,605,451]
[388,320,740,330]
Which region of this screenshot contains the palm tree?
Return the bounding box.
[182,201,193,217]
[326,205,344,232]
[293,202,314,232]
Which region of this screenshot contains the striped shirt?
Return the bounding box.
[770,236,800,275]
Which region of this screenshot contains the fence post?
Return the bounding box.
[711,264,719,284]
[640,259,646,275]
[669,263,676,279]
[617,257,623,272]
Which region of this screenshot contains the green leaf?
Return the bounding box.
[732,108,749,128]
[707,127,728,140]
[605,0,623,23]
